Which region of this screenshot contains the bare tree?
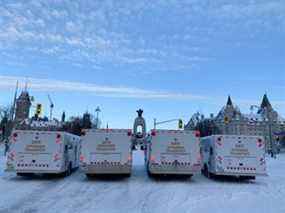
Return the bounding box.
[0,105,14,143]
[0,105,13,120]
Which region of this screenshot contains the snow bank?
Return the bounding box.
[0,149,284,213]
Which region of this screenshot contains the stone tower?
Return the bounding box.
[15,91,31,122]
[259,94,278,120]
[186,94,285,152]
[260,94,272,109]
[209,96,246,135]
[82,112,92,129]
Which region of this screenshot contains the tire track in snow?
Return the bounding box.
[0,174,73,213]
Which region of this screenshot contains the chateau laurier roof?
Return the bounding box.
[226,95,233,106]
[260,94,272,109]
[215,94,284,123]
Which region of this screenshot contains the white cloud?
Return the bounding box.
[65,21,77,32]
[0,75,208,101]
[0,0,284,72]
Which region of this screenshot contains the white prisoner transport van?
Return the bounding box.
[80,129,133,177]
[6,130,81,177]
[201,135,267,180]
[145,129,201,176]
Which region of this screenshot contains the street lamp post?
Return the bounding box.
[95,106,101,129]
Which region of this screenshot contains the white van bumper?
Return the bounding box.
[148,163,201,175]
[15,169,66,174]
[81,163,132,174]
[213,171,268,177]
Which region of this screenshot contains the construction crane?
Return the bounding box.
[47,94,54,121]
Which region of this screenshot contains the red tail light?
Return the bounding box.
[216,137,222,146]
[257,138,264,148]
[195,131,200,137]
[12,132,18,143]
[127,130,132,136]
[150,155,156,162]
[128,155,132,161]
[55,134,61,144]
[151,130,156,136]
[53,153,61,161]
[8,151,16,161]
[80,155,85,162]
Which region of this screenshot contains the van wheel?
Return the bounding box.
[125,173,131,178]
[147,171,154,178]
[203,165,210,178]
[146,163,153,178]
[65,163,72,176]
[147,167,153,178]
[209,172,215,179]
[86,174,93,179]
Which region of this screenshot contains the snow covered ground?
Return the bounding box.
[1,143,285,213]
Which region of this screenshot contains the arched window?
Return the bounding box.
[136,125,143,135]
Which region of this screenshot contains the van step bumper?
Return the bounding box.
[213,171,268,177]
[82,164,132,174]
[148,163,201,175]
[15,169,66,174]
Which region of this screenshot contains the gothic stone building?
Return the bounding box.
[15,90,32,123]
[186,95,285,152]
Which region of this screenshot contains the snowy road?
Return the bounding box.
[1,144,285,213]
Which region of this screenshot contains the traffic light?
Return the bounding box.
[224,116,229,124]
[36,104,42,116]
[178,119,183,129]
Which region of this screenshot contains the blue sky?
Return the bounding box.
[0,0,284,129]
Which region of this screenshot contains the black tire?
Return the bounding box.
[68,163,72,175]
[201,165,205,175]
[65,163,72,177]
[203,164,209,178]
[147,167,153,178]
[209,172,216,179]
[188,174,193,179]
[146,163,154,178]
[86,174,93,179]
[125,173,131,178]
